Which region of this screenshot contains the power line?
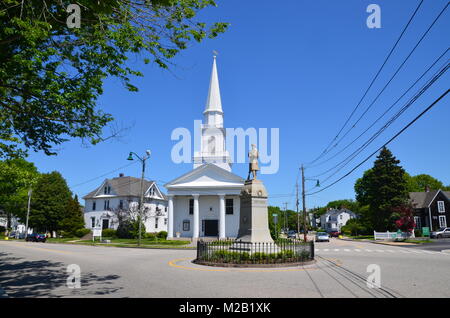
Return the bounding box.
[306,89,449,196]
[71,160,138,188]
[307,48,448,169]
[306,0,425,165]
[309,61,449,183]
[323,2,449,156]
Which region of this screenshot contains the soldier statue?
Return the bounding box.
[247,144,259,180]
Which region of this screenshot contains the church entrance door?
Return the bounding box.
[204,220,219,237]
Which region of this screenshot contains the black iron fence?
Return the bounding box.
[195,239,314,265]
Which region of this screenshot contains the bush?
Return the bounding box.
[157,231,168,239]
[146,232,157,240]
[414,229,422,237]
[75,228,91,238]
[102,228,116,238]
[116,221,134,239]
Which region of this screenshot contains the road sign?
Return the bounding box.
[272,214,278,224]
[422,227,430,237]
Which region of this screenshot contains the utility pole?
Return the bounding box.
[127,150,151,247]
[25,189,32,239]
[296,177,299,236]
[301,164,308,242]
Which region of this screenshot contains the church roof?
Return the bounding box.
[204,56,223,114]
[164,163,244,191]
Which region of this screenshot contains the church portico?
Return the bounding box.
[166,190,241,239]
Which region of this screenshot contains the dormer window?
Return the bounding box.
[104,186,111,195]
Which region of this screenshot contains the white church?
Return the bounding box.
[164,56,245,239]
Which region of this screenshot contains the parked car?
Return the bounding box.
[329,231,341,237]
[430,227,450,239]
[315,232,330,242]
[287,230,297,239]
[25,233,47,242]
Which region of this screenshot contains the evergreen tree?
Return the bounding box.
[59,194,85,236]
[354,147,408,231]
[29,171,72,235]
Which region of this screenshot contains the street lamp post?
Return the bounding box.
[25,189,32,239]
[127,150,151,247]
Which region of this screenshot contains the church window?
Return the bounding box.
[226,199,234,215]
[183,220,190,231]
[189,199,194,215]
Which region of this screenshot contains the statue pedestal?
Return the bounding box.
[235,179,274,244]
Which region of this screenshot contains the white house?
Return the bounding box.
[82,174,168,233]
[320,208,357,232]
[164,56,245,239]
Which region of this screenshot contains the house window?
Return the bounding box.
[104,200,110,210]
[155,217,159,229]
[91,217,96,228]
[414,216,421,229]
[164,218,167,225]
[439,216,447,228]
[183,220,190,231]
[438,201,445,213]
[104,186,111,194]
[226,199,234,215]
[92,202,96,211]
[189,199,194,215]
[119,200,124,210]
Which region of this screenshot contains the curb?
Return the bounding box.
[192,259,316,268]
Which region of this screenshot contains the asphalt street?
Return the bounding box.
[1,239,449,298]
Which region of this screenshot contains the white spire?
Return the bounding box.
[204,55,223,113]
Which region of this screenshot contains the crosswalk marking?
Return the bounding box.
[344,249,350,252]
[354,249,361,252]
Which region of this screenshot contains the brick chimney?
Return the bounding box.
[119,173,124,177]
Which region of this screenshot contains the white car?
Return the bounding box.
[315,232,330,242]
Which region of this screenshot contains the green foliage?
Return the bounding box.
[0,159,39,229]
[75,228,91,238]
[102,228,117,238]
[268,206,282,240]
[59,194,85,236]
[208,248,311,264]
[0,0,229,158]
[341,218,369,236]
[145,232,157,240]
[354,147,408,231]
[116,220,134,238]
[405,173,450,192]
[28,171,74,234]
[157,231,168,239]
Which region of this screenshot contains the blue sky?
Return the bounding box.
[27,0,449,211]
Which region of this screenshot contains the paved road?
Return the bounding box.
[1,239,449,298]
[400,238,450,252]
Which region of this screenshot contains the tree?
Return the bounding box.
[0,0,229,158]
[29,171,72,235]
[268,206,282,240]
[354,147,408,231]
[0,159,39,231]
[392,205,415,233]
[405,173,450,192]
[59,194,85,236]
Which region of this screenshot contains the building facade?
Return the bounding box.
[165,56,245,239]
[320,208,357,232]
[83,174,168,233]
[409,189,450,232]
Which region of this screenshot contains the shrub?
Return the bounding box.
[0,225,6,233]
[75,228,91,238]
[414,229,422,237]
[146,232,157,240]
[157,231,167,239]
[102,228,116,238]
[116,221,134,239]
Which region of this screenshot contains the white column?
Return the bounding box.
[193,194,199,239]
[167,195,174,239]
[219,194,226,239]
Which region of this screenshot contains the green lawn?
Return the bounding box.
[347,235,375,240]
[46,237,191,247]
[404,239,433,244]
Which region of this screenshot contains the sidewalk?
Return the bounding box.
[339,236,419,246]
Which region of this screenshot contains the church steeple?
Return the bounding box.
[193,55,231,171]
[204,55,223,114]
